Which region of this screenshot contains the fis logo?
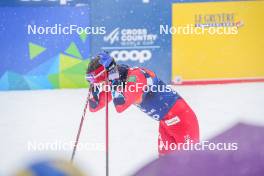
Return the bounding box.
[103,27,157,45]
[103,27,158,63]
[104,28,120,44]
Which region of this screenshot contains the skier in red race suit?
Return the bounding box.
[86,52,199,155]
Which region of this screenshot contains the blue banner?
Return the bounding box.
[0,6,91,90]
[0,0,89,6]
[90,0,172,83]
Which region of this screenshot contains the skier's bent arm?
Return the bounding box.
[114,69,147,113]
[89,86,112,112]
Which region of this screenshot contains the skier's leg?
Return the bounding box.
[158,121,175,156]
[162,98,200,148]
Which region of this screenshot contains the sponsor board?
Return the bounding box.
[172,1,264,84]
[90,0,172,83]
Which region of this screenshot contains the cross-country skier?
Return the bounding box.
[86,52,199,155]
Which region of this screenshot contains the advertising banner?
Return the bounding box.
[90,0,172,83]
[0,6,91,90]
[172,1,264,84]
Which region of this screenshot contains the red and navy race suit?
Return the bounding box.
[89,65,199,155]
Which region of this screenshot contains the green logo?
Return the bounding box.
[127,75,137,83]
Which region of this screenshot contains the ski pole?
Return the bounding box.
[71,91,90,163]
[105,72,109,176]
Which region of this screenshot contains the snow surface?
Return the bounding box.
[0,83,264,176]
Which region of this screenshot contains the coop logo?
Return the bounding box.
[110,50,151,63]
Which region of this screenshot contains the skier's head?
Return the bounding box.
[86,52,118,83]
[86,56,105,83]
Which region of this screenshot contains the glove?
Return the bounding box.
[110,79,125,105]
[108,67,119,81]
[89,84,101,102]
[110,79,123,90]
[112,91,125,105]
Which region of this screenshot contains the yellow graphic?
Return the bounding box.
[172,1,264,83]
